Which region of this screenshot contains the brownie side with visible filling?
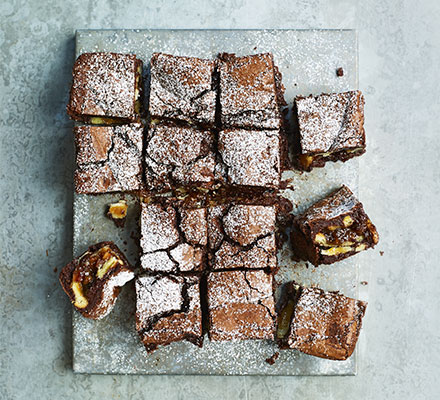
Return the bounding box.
[136,274,203,352]
[140,202,207,273]
[292,90,366,171]
[218,53,282,130]
[59,241,134,320]
[67,52,143,124]
[148,53,216,126]
[144,121,216,192]
[290,185,379,266]
[74,123,144,194]
[207,270,276,341]
[217,128,281,189]
[207,203,277,271]
[277,282,367,360]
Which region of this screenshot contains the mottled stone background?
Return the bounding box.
[0,1,439,399]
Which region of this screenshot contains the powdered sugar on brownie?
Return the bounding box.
[140,203,207,273]
[149,53,216,125]
[218,129,281,188]
[219,53,282,129]
[68,52,140,120]
[295,90,365,154]
[74,123,143,194]
[145,122,216,191]
[140,204,180,253]
[207,270,275,341]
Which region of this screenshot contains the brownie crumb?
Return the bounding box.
[380,251,384,256]
[265,351,280,365]
[53,267,58,273]
[336,67,344,77]
[360,281,368,286]
[46,249,49,257]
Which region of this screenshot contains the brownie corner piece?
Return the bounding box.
[135,274,203,352]
[218,128,281,189]
[293,90,366,171]
[67,52,143,124]
[208,203,277,271]
[145,121,216,192]
[218,52,282,129]
[148,52,216,125]
[290,185,379,266]
[74,123,144,194]
[58,241,134,320]
[276,282,367,360]
[140,202,207,273]
[207,270,276,341]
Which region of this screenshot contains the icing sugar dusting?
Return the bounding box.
[296,91,365,153]
[149,53,216,124]
[69,52,138,119]
[219,129,280,188]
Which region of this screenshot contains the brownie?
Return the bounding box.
[291,185,379,266]
[217,128,281,189]
[207,270,276,341]
[207,204,277,271]
[140,202,207,273]
[136,274,203,352]
[67,52,143,124]
[59,241,134,319]
[74,123,143,194]
[145,121,216,192]
[292,91,366,171]
[277,282,367,360]
[218,53,284,129]
[148,53,216,126]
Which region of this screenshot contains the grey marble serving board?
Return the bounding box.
[73,29,359,375]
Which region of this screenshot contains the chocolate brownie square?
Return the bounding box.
[291,185,379,266]
[292,91,366,171]
[140,202,207,273]
[207,270,276,341]
[59,241,134,319]
[148,53,216,126]
[207,203,277,270]
[218,53,284,129]
[277,282,367,360]
[145,121,216,192]
[74,123,143,194]
[217,129,281,189]
[67,52,143,124]
[136,274,203,352]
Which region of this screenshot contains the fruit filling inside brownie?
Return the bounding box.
[70,245,124,308]
[291,185,379,265]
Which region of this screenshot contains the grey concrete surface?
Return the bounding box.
[0,0,439,399]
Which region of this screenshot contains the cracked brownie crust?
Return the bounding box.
[277,282,367,360]
[145,121,216,192]
[207,270,276,341]
[292,90,366,171]
[74,124,144,194]
[136,274,203,352]
[149,53,216,126]
[217,129,281,189]
[218,53,283,130]
[59,241,135,320]
[67,52,143,123]
[140,202,207,273]
[207,204,277,271]
[291,185,379,266]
